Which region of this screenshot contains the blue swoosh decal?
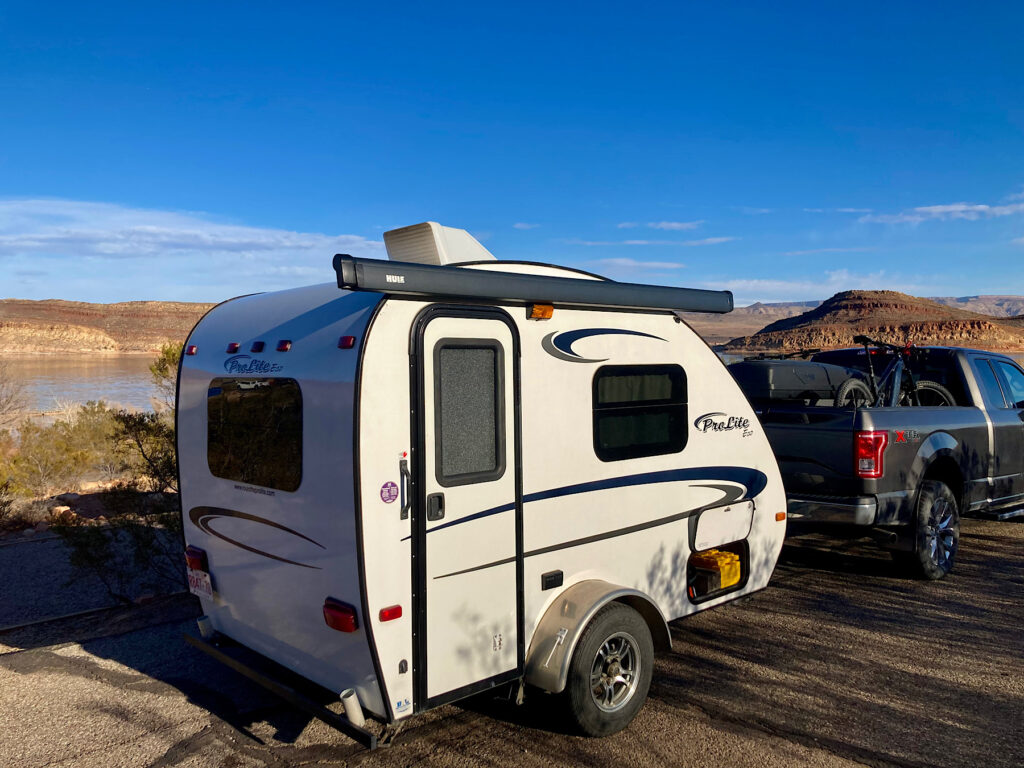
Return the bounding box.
[542,328,665,363]
[416,466,768,537]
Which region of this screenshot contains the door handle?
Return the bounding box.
[427,493,445,521]
[400,459,411,520]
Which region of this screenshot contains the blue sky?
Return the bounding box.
[1,2,1022,305]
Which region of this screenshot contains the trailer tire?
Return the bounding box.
[564,602,653,737]
[836,377,873,408]
[895,480,960,580]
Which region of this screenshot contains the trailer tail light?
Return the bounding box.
[277,340,292,352]
[855,430,889,478]
[338,335,356,349]
[225,342,240,353]
[186,345,198,356]
[184,545,208,572]
[379,605,403,622]
[323,599,359,632]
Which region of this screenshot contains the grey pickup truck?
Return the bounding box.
[729,340,1024,579]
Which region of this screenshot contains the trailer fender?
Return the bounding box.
[525,579,671,694]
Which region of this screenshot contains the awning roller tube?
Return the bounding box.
[332,254,733,314]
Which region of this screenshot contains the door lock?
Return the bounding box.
[426,493,445,521]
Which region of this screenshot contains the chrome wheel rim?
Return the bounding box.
[925,497,957,569]
[590,632,640,712]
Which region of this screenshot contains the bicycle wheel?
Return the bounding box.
[914,380,956,407]
[835,377,873,408]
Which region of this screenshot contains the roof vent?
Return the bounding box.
[383,222,496,266]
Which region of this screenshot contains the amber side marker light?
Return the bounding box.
[776,512,787,522]
[528,303,554,320]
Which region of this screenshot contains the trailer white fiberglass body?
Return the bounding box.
[177,222,787,745]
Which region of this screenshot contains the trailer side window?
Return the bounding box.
[592,365,687,461]
[207,378,302,492]
[434,341,505,486]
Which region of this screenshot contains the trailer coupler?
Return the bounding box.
[183,632,378,749]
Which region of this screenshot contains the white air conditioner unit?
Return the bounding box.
[383,222,496,266]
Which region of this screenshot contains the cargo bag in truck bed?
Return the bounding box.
[728,360,864,405]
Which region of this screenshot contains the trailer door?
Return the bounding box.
[416,312,521,707]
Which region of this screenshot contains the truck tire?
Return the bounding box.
[835,377,872,408]
[895,480,960,580]
[564,602,653,737]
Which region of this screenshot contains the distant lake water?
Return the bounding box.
[3,354,157,413]
[3,351,1024,415]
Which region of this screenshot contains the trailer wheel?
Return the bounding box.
[564,602,653,737]
[896,480,960,580]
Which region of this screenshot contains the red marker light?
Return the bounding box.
[338,335,356,349]
[379,605,403,622]
[323,598,359,632]
[185,545,208,572]
[251,341,265,353]
[225,342,240,353]
[276,340,292,352]
[185,345,198,356]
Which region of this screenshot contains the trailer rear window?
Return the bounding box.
[592,365,687,461]
[207,378,302,492]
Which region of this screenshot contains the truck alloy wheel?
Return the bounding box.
[565,603,654,736]
[900,480,960,580]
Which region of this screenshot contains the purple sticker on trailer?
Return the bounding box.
[380,481,399,504]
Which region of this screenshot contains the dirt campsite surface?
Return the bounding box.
[1,517,1021,768]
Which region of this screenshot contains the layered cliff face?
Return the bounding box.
[723,291,1024,352]
[0,299,215,353]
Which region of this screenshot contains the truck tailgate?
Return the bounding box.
[759,407,861,497]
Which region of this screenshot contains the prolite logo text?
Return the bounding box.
[385,274,406,283]
[694,412,751,433]
[224,355,284,375]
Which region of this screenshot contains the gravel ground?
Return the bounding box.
[0,517,1021,768]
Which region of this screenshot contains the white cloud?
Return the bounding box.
[704,269,936,305]
[803,208,826,213]
[562,236,735,247]
[1013,236,1024,246]
[0,199,382,259]
[860,201,1024,224]
[735,206,773,215]
[512,222,539,230]
[646,220,703,231]
[783,247,875,256]
[835,207,873,213]
[0,198,384,301]
[1005,186,1024,202]
[596,258,686,270]
[617,222,639,229]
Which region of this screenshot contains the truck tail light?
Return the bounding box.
[323,598,359,632]
[855,430,888,478]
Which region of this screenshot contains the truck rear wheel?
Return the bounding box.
[896,480,960,579]
[564,602,653,737]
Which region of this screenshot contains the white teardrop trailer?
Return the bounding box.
[177,222,787,747]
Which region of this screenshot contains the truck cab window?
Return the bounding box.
[592,364,687,461]
[973,360,1009,409]
[207,378,303,492]
[995,361,1024,408]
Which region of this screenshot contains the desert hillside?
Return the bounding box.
[0,299,215,353]
[722,291,1024,352]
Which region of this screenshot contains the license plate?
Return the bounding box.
[187,568,213,599]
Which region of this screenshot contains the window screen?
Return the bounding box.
[434,341,505,485]
[207,378,302,492]
[593,365,687,461]
[972,360,1008,409]
[995,361,1024,408]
